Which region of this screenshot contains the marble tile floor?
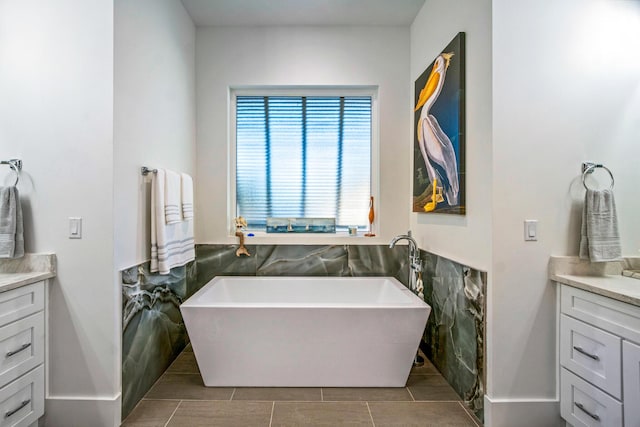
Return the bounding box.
[122,346,482,427]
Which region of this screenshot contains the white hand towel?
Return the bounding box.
[151,169,195,275]
[164,169,181,224]
[181,173,193,220]
[0,186,24,259]
[579,188,621,262]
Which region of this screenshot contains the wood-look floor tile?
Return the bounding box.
[368,401,476,426]
[407,375,461,401]
[271,402,373,426]
[121,399,180,427]
[233,387,321,401]
[322,387,412,402]
[166,351,200,374]
[145,373,233,400]
[166,401,273,427]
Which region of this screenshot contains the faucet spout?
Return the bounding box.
[389,233,418,255]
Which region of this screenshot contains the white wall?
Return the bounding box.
[114,0,196,270]
[0,0,118,425]
[195,26,411,244]
[490,0,640,425]
[412,1,640,423]
[409,0,493,272]
[0,0,195,425]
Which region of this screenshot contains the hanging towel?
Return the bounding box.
[151,169,195,274]
[579,188,622,262]
[181,173,193,220]
[164,169,182,224]
[0,187,24,259]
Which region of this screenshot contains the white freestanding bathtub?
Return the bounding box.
[180,276,431,387]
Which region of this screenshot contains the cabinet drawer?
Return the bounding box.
[560,314,621,398]
[561,285,640,344]
[561,367,622,427]
[0,364,44,427]
[0,284,44,329]
[0,313,44,388]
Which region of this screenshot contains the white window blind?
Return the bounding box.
[236,95,372,229]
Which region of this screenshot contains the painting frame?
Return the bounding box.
[413,32,466,215]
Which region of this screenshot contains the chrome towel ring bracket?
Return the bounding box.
[0,159,22,187]
[581,161,614,191]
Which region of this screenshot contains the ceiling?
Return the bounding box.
[180,0,426,27]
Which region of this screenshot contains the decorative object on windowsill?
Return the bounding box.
[413,32,466,215]
[234,216,250,257]
[364,196,376,237]
[266,217,336,233]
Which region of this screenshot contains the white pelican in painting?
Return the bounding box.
[415,52,459,212]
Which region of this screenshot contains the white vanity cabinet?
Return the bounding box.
[623,341,640,427]
[559,284,640,427]
[0,281,45,427]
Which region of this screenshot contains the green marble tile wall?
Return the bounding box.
[121,244,485,422]
[420,251,486,422]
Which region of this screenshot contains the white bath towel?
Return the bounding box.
[181,173,193,220]
[164,169,182,225]
[0,186,24,259]
[579,188,622,262]
[151,169,195,274]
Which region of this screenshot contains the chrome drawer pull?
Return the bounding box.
[575,402,600,421]
[5,400,30,418]
[5,343,31,358]
[573,346,600,361]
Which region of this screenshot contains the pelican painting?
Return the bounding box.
[413,32,465,215]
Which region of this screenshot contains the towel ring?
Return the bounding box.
[582,163,614,191]
[1,159,21,187]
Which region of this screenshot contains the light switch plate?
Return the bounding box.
[69,217,82,239]
[524,219,537,241]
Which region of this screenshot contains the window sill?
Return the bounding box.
[229,231,386,245]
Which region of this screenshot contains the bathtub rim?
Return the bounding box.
[181,275,429,309]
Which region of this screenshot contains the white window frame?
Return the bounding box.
[228,85,380,241]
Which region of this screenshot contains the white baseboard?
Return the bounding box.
[45,394,121,427]
[484,395,563,427]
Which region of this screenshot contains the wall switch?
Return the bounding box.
[69,217,82,239]
[524,220,537,241]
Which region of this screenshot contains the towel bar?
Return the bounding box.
[0,159,21,186]
[141,166,158,176]
[581,162,614,190]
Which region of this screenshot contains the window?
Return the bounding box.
[233,91,374,232]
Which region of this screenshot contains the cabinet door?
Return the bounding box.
[624,340,640,427]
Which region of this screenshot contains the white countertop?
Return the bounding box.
[551,273,640,307]
[0,254,56,293]
[0,271,55,293]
